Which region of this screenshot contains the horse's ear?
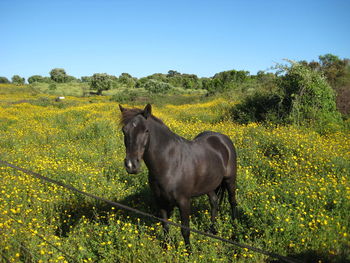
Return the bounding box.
[143,104,152,119]
[119,104,126,112]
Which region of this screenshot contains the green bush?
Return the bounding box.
[231,61,342,130]
[231,92,284,124]
[280,62,342,126]
[12,75,25,85]
[143,79,174,94]
[110,89,139,103]
[48,83,57,90]
[0,77,10,83]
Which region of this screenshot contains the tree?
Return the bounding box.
[120,73,132,79]
[81,76,92,83]
[318,54,348,87]
[167,70,180,77]
[213,70,250,84]
[50,68,68,83]
[203,70,251,94]
[0,77,10,83]
[319,54,340,68]
[28,75,44,84]
[119,73,136,88]
[12,75,25,85]
[90,73,117,95]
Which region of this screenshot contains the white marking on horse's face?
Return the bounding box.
[132,122,137,128]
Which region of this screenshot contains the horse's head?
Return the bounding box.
[119,104,152,174]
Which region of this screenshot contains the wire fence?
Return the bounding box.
[0,160,301,263]
[4,213,78,263]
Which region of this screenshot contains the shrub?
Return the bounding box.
[110,89,139,103]
[0,77,10,83]
[231,61,342,129]
[143,79,174,94]
[12,75,25,85]
[28,75,44,84]
[231,92,284,124]
[81,76,92,83]
[48,83,57,90]
[280,61,342,126]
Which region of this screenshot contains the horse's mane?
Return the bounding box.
[120,107,165,126]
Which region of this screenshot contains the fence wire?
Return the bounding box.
[4,213,78,263]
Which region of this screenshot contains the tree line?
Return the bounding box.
[1,54,348,94]
[1,54,349,118]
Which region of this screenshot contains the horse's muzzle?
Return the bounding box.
[124,158,140,174]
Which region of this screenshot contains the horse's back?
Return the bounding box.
[194,131,236,177]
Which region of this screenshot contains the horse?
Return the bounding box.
[119,104,238,248]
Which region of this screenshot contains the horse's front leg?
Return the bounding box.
[178,197,191,250]
[159,205,174,237]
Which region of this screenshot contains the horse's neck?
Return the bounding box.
[144,120,180,168]
[150,121,178,150]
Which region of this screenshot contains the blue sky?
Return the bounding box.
[1,0,349,80]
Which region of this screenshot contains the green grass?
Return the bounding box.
[0,85,349,262]
[30,82,90,97]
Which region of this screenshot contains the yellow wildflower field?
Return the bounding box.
[0,85,349,262]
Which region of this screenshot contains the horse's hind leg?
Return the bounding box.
[207,191,219,234]
[223,177,238,220]
[178,197,191,250]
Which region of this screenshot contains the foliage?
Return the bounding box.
[136,71,202,91]
[90,73,118,95]
[110,89,139,103]
[231,62,342,131]
[140,79,174,94]
[318,54,349,87]
[255,71,278,92]
[203,70,250,95]
[0,86,349,262]
[11,75,25,85]
[28,75,52,84]
[118,73,136,88]
[0,76,10,83]
[301,54,350,116]
[48,83,57,90]
[231,92,284,124]
[279,61,342,127]
[81,76,92,83]
[50,68,69,83]
[28,75,44,84]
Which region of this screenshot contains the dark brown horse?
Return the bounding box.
[119,104,237,248]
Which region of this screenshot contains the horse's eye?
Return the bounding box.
[145,129,149,133]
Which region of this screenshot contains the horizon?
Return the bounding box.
[1,0,350,80]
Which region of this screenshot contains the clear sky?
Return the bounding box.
[1,0,349,80]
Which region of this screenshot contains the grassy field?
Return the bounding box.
[0,84,349,262]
